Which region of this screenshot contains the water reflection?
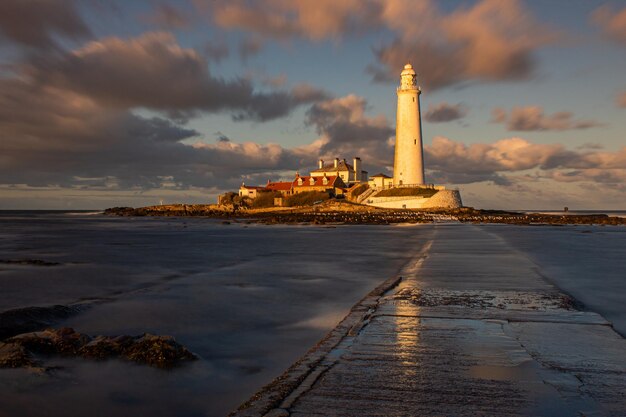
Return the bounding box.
[391,299,421,378]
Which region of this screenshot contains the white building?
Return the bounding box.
[368,173,393,189]
[364,64,462,209]
[393,63,425,186]
[310,157,368,185]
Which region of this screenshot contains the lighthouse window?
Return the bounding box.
[412,97,415,102]
[414,139,416,145]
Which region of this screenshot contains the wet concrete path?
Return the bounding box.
[234,223,626,416]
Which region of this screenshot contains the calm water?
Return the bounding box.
[0,212,432,417]
[524,209,626,218]
[486,223,626,336]
[0,212,624,417]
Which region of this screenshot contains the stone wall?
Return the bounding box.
[366,195,429,209]
[366,189,462,209]
[420,190,463,209]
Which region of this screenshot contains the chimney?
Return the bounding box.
[318,159,324,169]
[334,158,339,168]
[353,157,361,182]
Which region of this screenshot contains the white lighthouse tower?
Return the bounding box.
[393,63,425,186]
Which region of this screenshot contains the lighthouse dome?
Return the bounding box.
[401,63,416,76]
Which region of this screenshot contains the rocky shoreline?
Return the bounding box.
[0,305,197,371]
[104,202,626,226]
[0,327,197,370]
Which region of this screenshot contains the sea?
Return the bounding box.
[0,211,624,417]
[524,209,626,218]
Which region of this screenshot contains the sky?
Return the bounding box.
[0,0,625,210]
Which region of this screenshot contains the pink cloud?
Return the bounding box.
[0,0,90,48]
[424,102,467,123]
[205,0,378,41]
[142,3,191,29]
[425,136,626,186]
[370,0,557,88]
[26,32,328,121]
[201,0,556,89]
[492,106,603,131]
[305,95,394,165]
[617,91,626,108]
[591,5,626,44]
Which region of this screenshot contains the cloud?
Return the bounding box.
[0,25,338,203]
[30,32,328,122]
[425,136,626,186]
[491,106,603,131]
[424,102,467,123]
[617,91,626,108]
[0,74,316,192]
[577,143,604,150]
[201,0,556,90]
[202,39,230,63]
[232,83,331,122]
[369,0,556,89]
[305,95,394,167]
[0,0,90,48]
[261,73,288,88]
[591,5,626,44]
[215,132,231,142]
[238,37,263,61]
[143,3,192,29]
[0,79,197,188]
[2,72,624,207]
[204,0,381,41]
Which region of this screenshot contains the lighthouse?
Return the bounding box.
[393,63,425,186]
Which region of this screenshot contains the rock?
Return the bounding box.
[104,202,626,226]
[122,334,197,368]
[0,342,36,368]
[1,328,197,370]
[9,327,90,355]
[79,335,123,359]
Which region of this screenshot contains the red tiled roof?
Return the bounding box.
[292,175,340,188]
[265,181,292,191]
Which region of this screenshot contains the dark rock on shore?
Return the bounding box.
[0,328,197,370]
[104,203,626,226]
[0,342,35,368]
[104,205,232,218]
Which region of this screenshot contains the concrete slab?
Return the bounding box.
[232,224,626,416]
